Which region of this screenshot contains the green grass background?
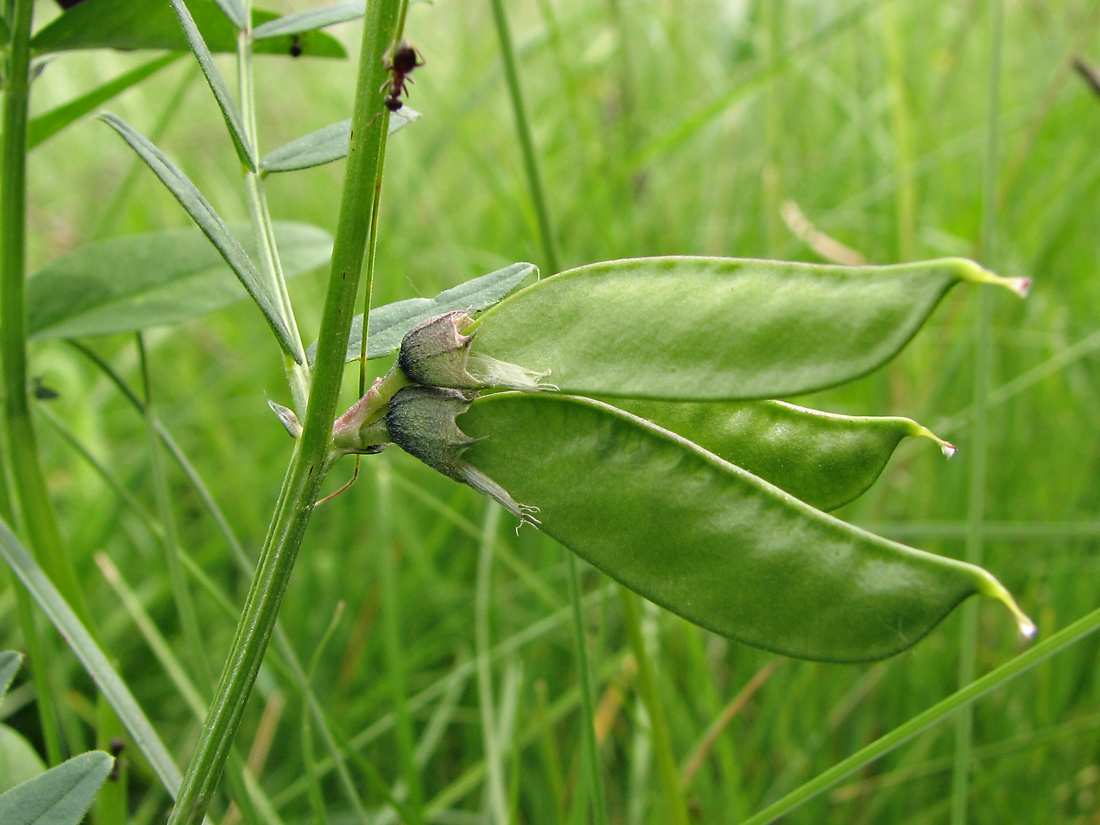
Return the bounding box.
[6,0,1100,822]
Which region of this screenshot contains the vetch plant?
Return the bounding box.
[6,0,1095,823]
[317,256,1035,663]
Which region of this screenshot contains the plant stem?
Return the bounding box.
[487,0,562,275]
[137,335,211,685]
[952,2,1003,823]
[166,0,406,820]
[567,555,609,825]
[1,0,70,766]
[378,465,425,824]
[237,8,309,412]
[476,504,509,825]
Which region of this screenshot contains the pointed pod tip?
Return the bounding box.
[915,425,957,459]
[978,572,1036,641]
[957,260,1032,299]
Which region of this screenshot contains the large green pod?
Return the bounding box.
[469,257,1027,400]
[460,393,1031,662]
[608,398,954,512]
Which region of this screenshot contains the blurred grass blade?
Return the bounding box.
[261,109,419,174]
[27,54,181,150]
[740,603,1100,825]
[306,261,536,364]
[472,257,1028,400]
[0,751,113,825]
[31,0,345,57]
[0,13,11,45]
[252,0,364,38]
[167,0,256,170]
[610,399,954,511]
[0,520,187,804]
[28,222,331,340]
[99,113,305,363]
[461,393,1031,661]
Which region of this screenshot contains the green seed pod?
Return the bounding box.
[608,398,956,511]
[397,310,553,392]
[384,385,540,524]
[459,392,1034,662]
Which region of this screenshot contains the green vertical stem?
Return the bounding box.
[475,503,509,825]
[486,6,604,818]
[487,0,562,275]
[951,2,1003,823]
[761,0,784,256]
[1,0,74,766]
[377,466,425,824]
[881,0,917,261]
[0,0,88,628]
[618,588,691,825]
[137,335,211,686]
[166,0,406,819]
[237,12,309,412]
[566,554,609,825]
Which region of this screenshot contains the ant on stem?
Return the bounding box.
[381,40,424,112]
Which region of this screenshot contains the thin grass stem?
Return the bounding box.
[618,588,691,825]
[487,0,561,275]
[567,555,609,825]
[1,0,75,767]
[476,503,510,824]
[739,603,1100,825]
[952,3,1004,822]
[377,466,425,824]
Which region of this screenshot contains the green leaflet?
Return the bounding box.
[31,0,345,58]
[261,109,418,175]
[0,751,113,825]
[306,262,536,365]
[251,1,364,38]
[608,398,954,512]
[27,222,331,341]
[28,55,182,151]
[459,393,1031,662]
[469,257,1028,400]
[100,114,306,363]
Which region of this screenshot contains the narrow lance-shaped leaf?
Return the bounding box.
[469,257,1029,401]
[210,0,246,30]
[609,398,955,512]
[31,0,345,57]
[306,262,536,365]
[28,54,182,150]
[100,114,305,364]
[167,0,256,170]
[261,108,419,175]
[27,222,331,341]
[0,521,189,805]
[252,0,364,38]
[0,751,113,825]
[0,753,113,825]
[457,394,1033,662]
